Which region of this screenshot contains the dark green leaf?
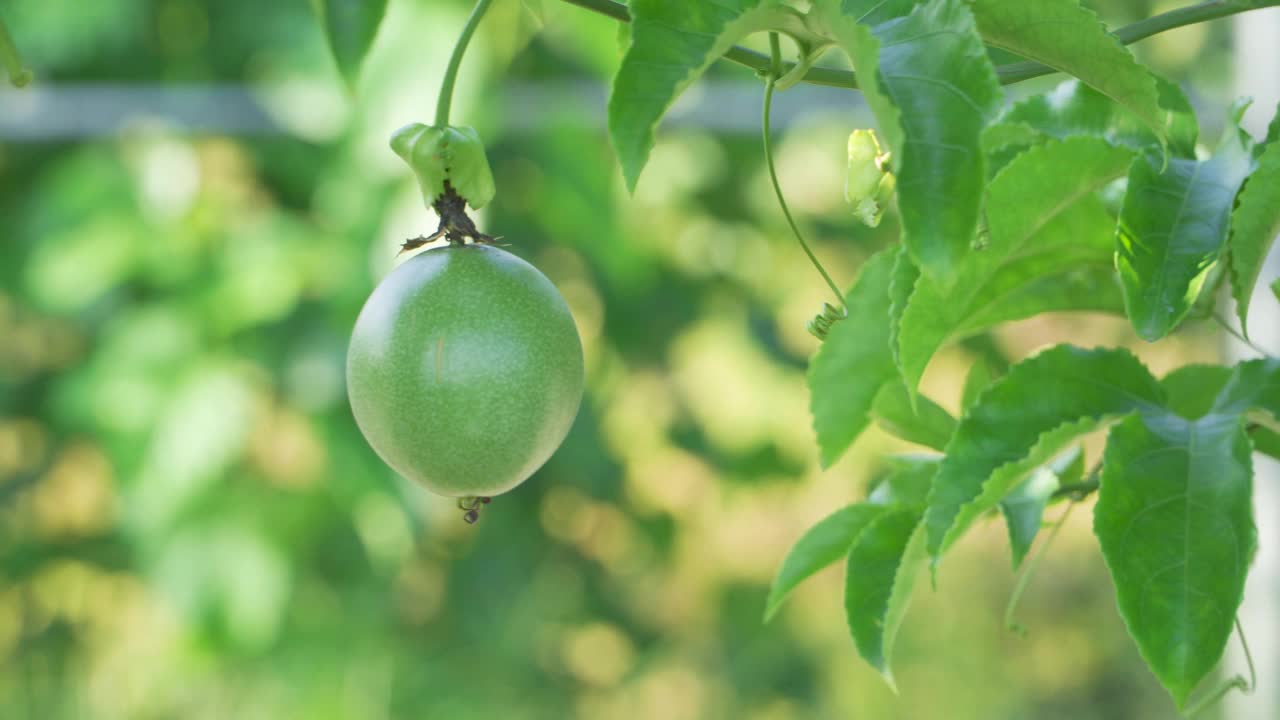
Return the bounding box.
[1159,364,1234,420]
[925,345,1164,558]
[871,382,956,451]
[1095,412,1256,708]
[1209,358,1280,420]
[808,249,899,467]
[765,503,886,620]
[1117,122,1255,341]
[313,0,388,89]
[1254,426,1280,460]
[898,136,1131,392]
[608,0,786,191]
[999,446,1081,568]
[845,509,926,685]
[960,358,993,412]
[967,0,1168,147]
[820,0,1003,286]
[1230,134,1280,337]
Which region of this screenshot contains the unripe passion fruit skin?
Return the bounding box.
[347,244,584,498]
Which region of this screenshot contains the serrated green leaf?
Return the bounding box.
[845,510,926,686]
[1209,358,1280,420]
[608,0,784,192]
[925,345,1164,558]
[984,79,1197,169]
[1117,121,1255,341]
[1230,130,1280,337]
[967,0,1168,147]
[313,0,387,90]
[887,245,919,378]
[953,262,1124,332]
[999,446,1081,568]
[960,358,993,412]
[1159,364,1234,420]
[1095,412,1256,708]
[871,382,956,451]
[808,249,899,467]
[869,455,939,511]
[898,137,1132,393]
[765,503,886,621]
[819,0,1003,286]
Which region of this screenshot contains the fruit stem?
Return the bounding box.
[400,183,498,253]
[761,33,845,307]
[435,0,496,127]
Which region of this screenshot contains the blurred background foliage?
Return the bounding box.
[0,0,1253,717]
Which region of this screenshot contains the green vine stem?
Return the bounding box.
[436,0,496,127]
[0,15,32,88]
[558,0,1280,90]
[762,33,845,307]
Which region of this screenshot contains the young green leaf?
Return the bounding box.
[1208,358,1280,420]
[868,455,939,511]
[818,0,1003,286]
[925,345,1164,559]
[1095,412,1256,709]
[870,382,956,452]
[765,503,886,621]
[1230,133,1280,337]
[808,249,899,467]
[313,0,388,90]
[608,0,785,191]
[844,510,927,686]
[999,446,1081,569]
[967,0,1168,147]
[897,137,1132,393]
[1117,121,1255,341]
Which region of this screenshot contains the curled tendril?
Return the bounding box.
[457,495,492,525]
[807,302,847,341]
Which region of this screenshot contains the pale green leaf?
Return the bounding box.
[608,0,784,191]
[925,345,1164,558]
[313,0,387,89]
[1095,412,1256,708]
[898,136,1131,392]
[869,455,939,511]
[808,249,899,467]
[765,503,886,620]
[1117,120,1255,341]
[967,0,1168,146]
[999,446,1081,568]
[845,510,926,686]
[1230,133,1280,337]
[871,382,956,451]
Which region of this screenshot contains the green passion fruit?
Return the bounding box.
[347,244,584,500]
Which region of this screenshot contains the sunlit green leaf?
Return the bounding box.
[765,503,886,620]
[968,0,1169,147]
[1230,130,1280,337]
[608,0,786,191]
[897,137,1131,393]
[819,0,1003,286]
[808,249,898,467]
[871,382,956,451]
[312,0,387,89]
[845,510,926,686]
[1117,117,1255,341]
[925,346,1164,558]
[1095,412,1256,708]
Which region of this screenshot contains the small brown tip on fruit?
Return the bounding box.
[481,497,491,504]
[463,509,480,524]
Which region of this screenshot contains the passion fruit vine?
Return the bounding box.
[346,241,585,518]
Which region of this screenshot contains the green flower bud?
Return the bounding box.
[391,123,496,210]
[845,129,895,228]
